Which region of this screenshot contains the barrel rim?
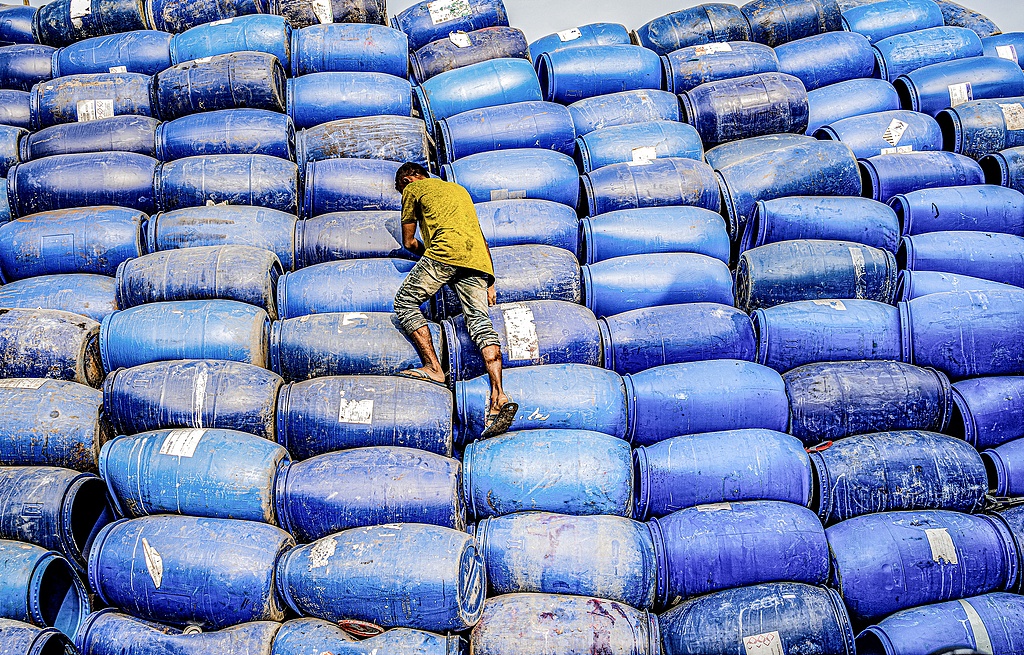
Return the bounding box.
[806,450,831,522]
[59,473,111,572]
[897,300,913,365]
[461,439,476,520]
[949,385,979,447]
[646,516,671,608]
[631,446,651,520]
[979,151,1010,187]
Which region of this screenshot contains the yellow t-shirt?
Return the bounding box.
[401,178,494,278]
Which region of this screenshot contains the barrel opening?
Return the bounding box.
[981,451,1001,493]
[946,399,968,441]
[70,478,115,562]
[38,558,83,635]
[858,161,876,200]
[37,634,71,655]
[980,154,1007,186]
[935,110,960,153]
[84,332,104,389]
[537,56,552,102]
[895,240,909,271]
[895,271,909,302]
[854,632,887,655]
[892,77,914,112]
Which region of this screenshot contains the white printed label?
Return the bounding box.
[502,304,540,361]
[194,57,213,64]
[743,631,785,655]
[883,118,909,147]
[948,82,973,107]
[996,44,1019,64]
[76,99,114,122]
[490,189,527,201]
[926,528,958,564]
[1001,103,1024,131]
[427,0,472,25]
[557,28,582,42]
[209,18,234,25]
[70,0,91,19]
[696,503,733,512]
[341,312,368,326]
[812,299,846,310]
[309,537,336,568]
[881,145,914,155]
[449,31,472,47]
[631,146,658,164]
[108,65,128,74]
[850,247,866,298]
[338,394,374,425]
[159,429,206,458]
[0,379,46,389]
[311,0,334,23]
[694,42,732,56]
[142,538,163,588]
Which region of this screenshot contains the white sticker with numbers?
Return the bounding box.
[1001,103,1024,131]
[159,429,206,458]
[428,0,472,25]
[108,65,128,74]
[449,31,472,47]
[881,145,913,155]
[996,44,1019,63]
[743,631,785,655]
[76,99,114,122]
[694,42,732,56]
[311,0,334,23]
[503,304,540,361]
[557,28,582,42]
[338,395,374,424]
[490,189,527,201]
[0,379,46,389]
[948,82,973,107]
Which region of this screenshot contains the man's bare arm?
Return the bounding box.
[403,221,425,256]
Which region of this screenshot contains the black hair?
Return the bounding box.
[395,162,429,183]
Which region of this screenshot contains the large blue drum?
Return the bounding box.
[53,31,173,77]
[20,116,160,161]
[290,23,407,77]
[152,52,287,121]
[410,26,529,84]
[634,4,751,55]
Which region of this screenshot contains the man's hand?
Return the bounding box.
[487,284,497,306]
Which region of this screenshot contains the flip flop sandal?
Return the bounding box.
[480,401,519,439]
[397,368,448,387]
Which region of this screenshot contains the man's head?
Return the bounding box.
[395,162,429,193]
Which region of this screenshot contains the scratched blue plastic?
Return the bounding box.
[155,154,298,213]
[436,101,575,166]
[303,158,402,217]
[841,0,944,42]
[156,109,295,161]
[0,90,30,129]
[53,31,173,76]
[277,258,415,318]
[529,22,630,62]
[0,125,22,178]
[895,56,1024,117]
[153,52,287,121]
[815,110,943,160]
[574,121,704,173]
[806,78,901,134]
[291,23,408,77]
[777,31,874,91]
[580,157,721,217]
[392,0,508,51]
[147,0,270,34]
[567,89,681,137]
[743,196,900,253]
[898,270,1018,301]
[0,619,75,655]
[170,15,290,69]
[900,231,1024,287]
[7,154,158,217]
[33,0,148,47]
[272,618,461,655]
[891,185,1024,236]
[939,97,1024,161]
[581,207,730,265]
[873,27,983,83]
[982,145,1024,195]
[411,26,529,83]
[29,72,152,129]
[662,41,779,94]
[20,116,160,161]
[0,5,36,44]
[294,211,411,265]
[950,376,1024,449]
[0,309,103,387]
[537,44,661,105]
[0,274,117,322]
[861,151,984,203]
[76,610,282,655]
[741,0,843,47]
[0,540,89,638]
[0,45,54,91]
[440,149,578,207]
[287,72,411,130]
[297,116,428,171]
[473,199,579,255]
[705,133,815,169]
[634,4,751,55]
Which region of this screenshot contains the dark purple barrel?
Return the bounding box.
[897,270,1018,301]
[33,0,148,47]
[860,151,984,203]
[410,26,529,84]
[663,41,779,95]
[537,44,662,105]
[899,231,1024,287]
[0,45,54,91]
[302,158,401,217]
[529,23,631,62]
[873,26,984,84]
[152,52,287,121]
[806,78,901,134]
[155,109,294,161]
[742,196,900,253]
[0,90,30,129]
[290,23,405,77]
[580,157,721,217]
[277,258,414,318]
[436,101,575,166]
[0,309,103,387]
[20,116,159,160]
[894,56,1024,117]
[950,376,1024,449]
[391,0,508,51]
[567,89,680,137]
[147,0,269,33]
[29,72,152,129]
[297,116,428,171]
[704,132,815,169]
[7,151,157,215]
[0,5,36,44]
[154,154,298,213]
[841,0,943,43]
[286,72,412,130]
[741,0,843,47]
[0,274,118,321]
[53,31,173,76]
[891,185,1024,236]
[815,110,943,160]
[633,4,751,56]
[580,206,730,265]
[776,31,874,91]
[279,0,387,29]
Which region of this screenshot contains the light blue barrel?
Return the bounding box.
[152,52,287,121]
[436,101,575,166]
[297,116,428,170]
[0,5,36,45]
[741,0,843,47]
[439,149,578,207]
[156,109,294,161]
[567,89,680,137]
[529,23,631,62]
[842,0,944,42]
[704,132,816,169]
[982,145,1024,194]
[170,15,290,68]
[939,97,1024,161]
[410,26,529,84]
[0,45,54,91]
[900,231,1024,287]
[861,151,984,203]
[0,619,74,655]
[743,196,900,252]
[279,0,387,29]
[537,44,661,105]
[20,116,160,161]
[474,199,580,255]
[580,157,721,216]
[0,540,89,638]
[0,309,102,387]
[52,31,173,76]
[950,376,1024,449]
[806,78,901,134]
[277,258,414,318]
[100,299,270,372]
[633,4,752,55]
[294,211,411,265]
[154,154,299,213]
[0,274,118,321]
[580,206,730,265]
[983,438,1024,496]
[302,158,401,217]
[272,619,459,655]
[0,90,31,129]
[574,121,703,173]
[898,270,1018,300]
[29,72,153,129]
[895,56,1024,117]
[0,125,22,178]
[291,23,407,77]
[776,31,874,91]
[147,0,269,34]
[633,428,813,520]
[76,610,281,655]
[815,110,943,159]
[983,33,1024,68]
[873,27,984,83]
[287,72,411,130]
[391,0,508,51]
[891,184,1024,236]
[464,429,632,519]
[100,428,288,524]
[33,0,148,47]
[437,246,569,315]
[663,42,779,95]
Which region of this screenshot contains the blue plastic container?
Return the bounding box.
[0,274,117,322]
[815,110,943,159]
[567,89,681,136]
[152,52,287,121]
[53,31,173,76]
[529,23,631,62]
[273,619,459,655]
[473,199,579,255]
[537,44,661,105]
[293,211,410,265]
[410,26,529,83]
[950,376,1024,449]
[861,151,984,203]
[287,72,411,130]
[416,58,542,134]
[777,31,874,91]
[704,132,815,169]
[302,158,401,217]
[75,610,281,655]
[20,116,159,161]
[982,145,1024,193]
[291,23,407,77]
[580,206,729,264]
[277,258,414,318]
[895,56,1024,117]
[297,116,428,170]
[741,0,843,47]
[33,0,148,47]
[29,72,152,129]
[983,33,1024,68]
[580,157,721,217]
[662,41,779,94]
[391,0,508,51]
[170,15,290,69]
[743,196,900,252]
[0,309,102,387]
[0,45,54,91]
[0,90,30,129]
[279,0,387,29]
[155,154,298,213]
[574,121,703,173]
[156,109,294,161]
[634,428,813,519]
[939,97,1024,161]
[0,620,75,655]
[891,184,1024,236]
[898,270,1018,301]
[680,72,809,146]
[440,149,578,207]
[7,153,157,217]
[983,438,1024,496]
[147,0,269,34]
[436,101,576,166]
[0,540,89,638]
[842,0,945,42]
[0,125,21,178]
[900,231,1024,287]
[806,78,901,133]
[874,27,984,83]
[0,5,36,44]
[634,4,752,55]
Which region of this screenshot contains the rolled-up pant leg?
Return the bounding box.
[394,257,454,335]
[451,272,501,352]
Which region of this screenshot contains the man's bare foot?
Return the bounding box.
[398,367,446,385]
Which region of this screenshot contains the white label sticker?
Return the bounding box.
[696,503,733,512]
[743,631,785,655]
[338,394,374,425]
[108,65,128,74]
[69,0,91,19]
[490,189,527,201]
[881,145,914,155]
[449,31,472,47]
[142,538,163,588]
[631,146,658,164]
[850,247,866,298]
[309,537,336,568]
[1001,103,1024,131]
[194,57,213,64]
[341,312,367,326]
[159,429,206,458]
[0,379,46,389]
[557,27,582,42]
[76,99,114,122]
[926,528,958,564]
[812,299,847,310]
[209,18,233,25]
[694,42,732,56]
[948,82,973,107]
[996,44,1019,64]
[311,0,334,23]
[191,366,208,428]
[427,0,472,25]
[883,118,909,147]
[502,304,540,361]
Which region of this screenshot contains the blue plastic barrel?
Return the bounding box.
[410,26,528,83]
[680,72,809,146]
[574,121,703,172]
[291,23,407,77]
[704,132,815,169]
[440,149,578,207]
[815,110,943,159]
[436,101,575,166]
[983,438,1024,496]
[0,45,54,91]
[742,0,843,47]
[580,157,721,217]
[743,196,900,253]
[936,0,1000,36]
[277,258,414,318]
[392,0,508,51]
[155,154,298,213]
[277,524,484,631]
[147,205,298,270]
[293,211,410,265]
[939,97,1024,161]
[153,52,287,121]
[273,619,459,655]
[416,59,542,135]
[950,376,1024,449]
[567,89,681,137]
[89,515,292,628]
[895,57,1024,117]
[874,27,984,83]
[476,513,655,607]
[900,231,1024,287]
[156,109,294,161]
[842,0,944,42]
[474,199,579,254]
[0,126,21,179]
[892,184,1024,236]
[287,72,411,130]
[0,5,36,44]
[29,72,152,129]
[33,0,148,47]
[100,299,270,372]
[0,379,107,472]
[529,23,631,62]
[537,44,661,105]
[7,154,156,218]
[806,78,901,133]
[53,31,173,76]
[753,299,904,372]
[271,312,445,381]
[634,4,751,55]
[898,270,1018,300]
[20,116,160,160]
[861,151,984,203]
[464,429,632,519]
[580,206,729,264]
[634,429,813,519]
[983,33,1024,68]
[302,158,401,217]
[0,540,89,638]
[147,0,268,34]
[662,41,779,95]
[777,31,874,91]
[297,116,428,170]
[0,309,102,386]
[0,620,74,655]
[170,15,290,69]
[0,90,30,129]
[276,447,462,540]
[601,304,755,375]
[0,274,116,321]
[276,374,453,458]
[75,610,281,655]
[982,145,1024,193]
[280,0,387,29]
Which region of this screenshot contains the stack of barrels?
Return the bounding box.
[0,0,1023,653]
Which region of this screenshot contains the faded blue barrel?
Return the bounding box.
[279,0,387,29]
[537,44,661,105]
[900,231,1024,287]
[581,206,729,264]
[444,300,601,382]
[583,253,733,319]
[950,376,1024,449]
[0,125,21,178]
[982,145,1024,193]
[652,501,829,607]
[291,23,407,77]
[104,359,282,440]
[898,270,1018,300]
[736,240,898,312]
[456,363,627,443]
[895,57,1024,117]
[680,72,809,146]
[575,121,703,172]
[100,428,286,523]
[0,45,54,91]
[0,540,89,638]
[659,582,854,655]
[529,23,631,62]
[302,158,401,217]
[874,27,984,84]
[983,438,1024,496]
[53,31,173,77]
[410,26,528,84]
[625,360,787,446]
[76,610,281,655]
[776,31,874,91]
[272,619,459,655]
[276,447,462,540]
[7,153,158,216]
[89,515,292,628]
[811,431,987,524]
[984,33,1024,68]
[474,199,579,254]
[567,89,680,136]
[902,289,1024,378]
[842,0,944,42]
[152,52,287,121]
[634,429,812,519]
[277,258,413,318]
[154,154,298,213]
[828,510,1017,622]
[786,361,951,443]
[148,0,268,34]
[170,15,290,69]
[0,183,9,224]
[0,5,36,44]
[742,0,843,47]
[0,379,107,472]
[0,309,102,387]
[276,374,453,458]
[0,90,30,129]
[0,620,75,655]
[156,109,294,161]
[856,593,1024,655]
[580,157,721,217]
[392,0,508,51]
[717,140,861,240]
[753,299,904,372]
[601,304,755,375]
[705,132,815,169]
[115,245,282,317]
[892,184,1024,236]
[0,206,143,281]
[0,274,116,321]
[436,101,575,166]
[861,151,984,203]
[936,0,1000,37]
[476,513,655,607]
[939,97,1024,161]
[464,429,632,519]
[271,312,444,381]
[415,59,542,135]
[815,110,943,160]
[297,116,428,170]
[634,4,751,55]
[662,41,779,95]
[20,116,159,160]
[743,196,899,253]
[440,149,578,207]
[293,211,414,264]
[29,72,152,129]
[807,78,901,133]
[287,72,411,130]
[33,0,147,47]
[100,299,270,371]
[278,524,484,631]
